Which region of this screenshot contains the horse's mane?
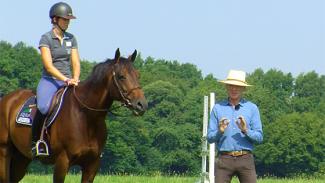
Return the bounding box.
[84,57,132,86]
[86,59,113,85]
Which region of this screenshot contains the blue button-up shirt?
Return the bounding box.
[207,99,263,152]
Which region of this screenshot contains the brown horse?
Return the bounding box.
[0,48,147,183]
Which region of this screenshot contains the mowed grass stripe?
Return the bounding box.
[20,174,324,183]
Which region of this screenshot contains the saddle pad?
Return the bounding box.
[16,96,37,126]
[16,87,69,127]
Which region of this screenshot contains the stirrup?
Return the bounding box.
[34,140,49,157]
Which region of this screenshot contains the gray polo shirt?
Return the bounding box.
[39,30,78,78]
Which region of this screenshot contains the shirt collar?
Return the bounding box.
[222,98,246,107]
[50,29,69,40]
[50,30,56,39]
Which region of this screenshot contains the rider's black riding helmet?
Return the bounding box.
[49,2,76,19]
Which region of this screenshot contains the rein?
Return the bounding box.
[73,86,108,112]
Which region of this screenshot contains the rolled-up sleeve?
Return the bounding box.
[207,105,223,143]
[246,105,263,143]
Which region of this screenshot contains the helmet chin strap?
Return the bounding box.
[52,17,66,34]
[54,23,66,34]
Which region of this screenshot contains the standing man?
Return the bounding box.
[207,70,263,183]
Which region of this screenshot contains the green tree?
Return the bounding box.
[246,69,293,123]
[255,112,325,177]
[292,72,325,112]
[0,41,41,93]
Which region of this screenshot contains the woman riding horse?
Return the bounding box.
[32,2,80,156]
[0,48,147,183]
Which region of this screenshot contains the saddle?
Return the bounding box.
[16,87,69,156]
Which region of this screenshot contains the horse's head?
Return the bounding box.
[110,48,148,115]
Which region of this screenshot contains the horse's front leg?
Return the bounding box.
[81,157,100,183]
[0,146,11,183]
[53,151,70,183]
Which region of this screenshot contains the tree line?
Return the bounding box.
[0,41,324,177]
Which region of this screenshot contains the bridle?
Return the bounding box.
[73,65,142,113]
[112,70,142,109]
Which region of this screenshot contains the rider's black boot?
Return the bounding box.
[31,110,46,157]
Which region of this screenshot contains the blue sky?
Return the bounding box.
[1,0,324,79]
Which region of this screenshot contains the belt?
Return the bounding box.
[220,150,251,157]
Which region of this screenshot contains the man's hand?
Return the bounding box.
[236,115,248,134]
[219,117,229,133]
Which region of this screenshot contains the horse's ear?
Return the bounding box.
[130,49,137,62]
[114,48,120,62]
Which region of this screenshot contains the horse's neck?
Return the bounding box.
[76,81,114,110]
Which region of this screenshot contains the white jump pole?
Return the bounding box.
[201,93,216,183]
[201,96,209,183]
[209,92,215,183]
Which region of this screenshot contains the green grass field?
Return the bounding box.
[20,174,324,183]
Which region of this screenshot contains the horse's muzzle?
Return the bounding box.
[131,98,148,116]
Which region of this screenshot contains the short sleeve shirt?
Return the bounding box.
[39,30,78,78]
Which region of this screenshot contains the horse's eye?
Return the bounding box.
[118,75,126,80]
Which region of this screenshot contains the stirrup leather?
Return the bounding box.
[35,140,49,156]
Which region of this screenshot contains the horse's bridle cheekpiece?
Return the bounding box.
[112,69,142,115]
